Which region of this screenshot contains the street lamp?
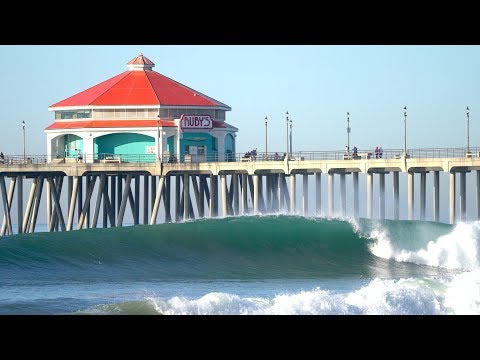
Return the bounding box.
[265,116,268,160]
[157,111,161,162]
[466,106,470,153]
[289,116,292,158]
[22,121,25,161]
[403,106,407,158]
[346,112,350,154]
[285,111,289,160]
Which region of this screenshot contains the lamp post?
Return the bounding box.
[403,106,407,158]
[346,112,350,154]
[289,116,292,158]
[157,112,161,162]
[466,106,470,153]
[265,116,268,160]
[22,121,25,161]
[285,111,289,160]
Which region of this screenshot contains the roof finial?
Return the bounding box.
[127,53,155,71]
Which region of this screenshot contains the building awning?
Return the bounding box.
[45,120,176,131]
[45,119,234,131]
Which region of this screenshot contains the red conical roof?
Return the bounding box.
[49,54,231,109]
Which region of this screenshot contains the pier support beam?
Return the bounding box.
[477,170,480,220]
[253,174,259,215]
[29,175,44,233]
[290,174,296,214]
[233,174,239,215]
[116,175,131,228]
[460,171,467,221]
[367,172,373,219]
[47,175,66,232]
[150,176,164,225]
[241,174,248,214]
[0,176,14,236]
[379,173,385,220]
[184,174,190,220]
[17,175,23,234]
[67,176,73,222]
[210,175,218,217]
[134,175,140,225]
[86,175,91,228]
[315,173,321,216]
[116,176,122,216]
[143,175,149,225]
[198,175,205,218]
[420,172,427,221]
[393,171,399,220]
[340,173,346,217]
[353,172,359,218]
[221,174,228,217]
[271,175,278,212]
[67,177,79,231]
[278,174,285,212]
[302,174,308,216]
[175,175,182,222]
[328,173,334,216]
[111,176,116,226]
[164,175,171,223]
[46,179,51,230]
[450,172,456,224]
[22,178,36,234]
[433,171,440,222]
[408,172,414,221]
[92,174,106,229]
[150,176,155,214]
[265,175,271,212]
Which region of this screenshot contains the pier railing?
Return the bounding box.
[1,147,479,166]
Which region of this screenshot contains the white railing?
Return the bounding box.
[1,147,479,166]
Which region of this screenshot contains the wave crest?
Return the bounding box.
[368,221,480,271]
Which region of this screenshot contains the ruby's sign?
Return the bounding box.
[180,115,212,130]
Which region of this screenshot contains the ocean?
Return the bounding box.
[0,214,478,315]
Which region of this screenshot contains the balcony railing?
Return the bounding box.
[1,147,479,166]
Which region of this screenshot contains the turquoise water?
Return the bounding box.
[1,215,479,314]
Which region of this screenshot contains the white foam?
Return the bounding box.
[368,221,480,271]
[136,271,480,315]
[443,270,480,314]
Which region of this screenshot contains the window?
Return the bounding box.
[55,110,91,119]
[215,110,225,120]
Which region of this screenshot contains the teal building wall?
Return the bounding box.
[64,134,83,158]
[94,133,156,162]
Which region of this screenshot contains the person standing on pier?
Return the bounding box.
[76,149,83,163]
[375,146,379,159]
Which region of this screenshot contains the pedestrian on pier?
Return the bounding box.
[379,146,383,159]
[252,148,257,161]
[76,149,83,163]
[375,146,379,159]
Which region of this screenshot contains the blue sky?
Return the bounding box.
[1,45,479,156]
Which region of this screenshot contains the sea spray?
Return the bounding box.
[368,220,480,271]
